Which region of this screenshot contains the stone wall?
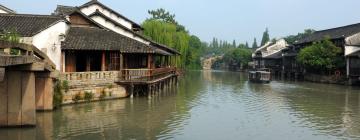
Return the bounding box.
[60,71,128,105]
[304,73,347,85]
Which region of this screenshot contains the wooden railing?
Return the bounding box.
[61,71,119,81]
[119,67,176,81]
[61,67,177,83]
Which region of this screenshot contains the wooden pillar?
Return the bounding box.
[147,54,153,77]
[120,53,124,70]
[101,51,106,71]
[86,55,91,72]
[61,51,65,72]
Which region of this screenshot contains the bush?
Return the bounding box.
[53,80,63,109]
[62,80,69,93]
[297,37,343,74]
[84,91,94,102]
[99,89,107,100]
[107,84,114,89]
[72,92,82,103]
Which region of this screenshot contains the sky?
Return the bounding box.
[2,0,360,45]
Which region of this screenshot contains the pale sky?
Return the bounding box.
[2,0,360,44]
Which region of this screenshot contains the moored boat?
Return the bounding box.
[248,69,271,83]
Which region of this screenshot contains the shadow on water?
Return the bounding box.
[1,71,360,140]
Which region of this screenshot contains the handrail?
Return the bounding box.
[61,67,177,82]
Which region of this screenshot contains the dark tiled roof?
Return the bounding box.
[62,27,169,54]
[296,23,360,45]
[80,0,141,29]
[52,5,76,16]
[87,10,179,55]
[0,4,16,14]
[0,14,64,36]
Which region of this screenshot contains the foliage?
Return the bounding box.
[186,35,206,69]
[252,38,258,49]
[297,38,343,73]
[0,29,20,43]
[205,37,238,56]
[223,48,252,68]
[53,80,64,109]
[0,29,21,55]
[260,28,270,46]
[142,18,190,68]
[99,89,107,100]
[148,8,177,25]
[107,84,113,89]
[72,92,82,103]
[84,91,94,102]
[284,29,315,44]
[62,80,69,93]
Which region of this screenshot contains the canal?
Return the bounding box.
[1,71,360,140]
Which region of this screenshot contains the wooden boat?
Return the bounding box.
[248,68,271,83]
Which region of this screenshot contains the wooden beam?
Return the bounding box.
[86,56,91,71]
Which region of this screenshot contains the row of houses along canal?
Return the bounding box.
[251,24,360,85]
[0,0,360,140]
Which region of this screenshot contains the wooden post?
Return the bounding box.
[61,51,65,72]
[86,56,91,72]
[147,54,153,76]
[120,53,124,70]
[101,51,106,71]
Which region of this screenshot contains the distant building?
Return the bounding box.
[284,23,360,84]
[252,39,288,75]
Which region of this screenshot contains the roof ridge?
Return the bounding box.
[0,13,61,18]
[79,0,141,27]
[315,22,360,33]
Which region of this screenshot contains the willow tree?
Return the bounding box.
[142,19,190,68]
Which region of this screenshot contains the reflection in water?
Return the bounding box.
[1,71,360,140]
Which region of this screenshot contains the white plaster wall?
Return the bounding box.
[80,4,133,30]
[0,9,8,13]
[345,46,360,56]
[91,16,150,44]
[253,39,288,58]
[346,33,360,46]
[32,21,69,70]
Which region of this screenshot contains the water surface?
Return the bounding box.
[1,71,360,140]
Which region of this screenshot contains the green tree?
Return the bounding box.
[0,29,20,55]
[260,28,270,46]
[245,42,249,48]
[148,8,176,24]
[252,38,258,49]
[297,38,343,74]
[285,29,315,44]
[186,35,205,69]
[232,40,236,48]
[223,48,252,69]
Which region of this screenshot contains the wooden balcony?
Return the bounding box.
[61,67,177,85]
